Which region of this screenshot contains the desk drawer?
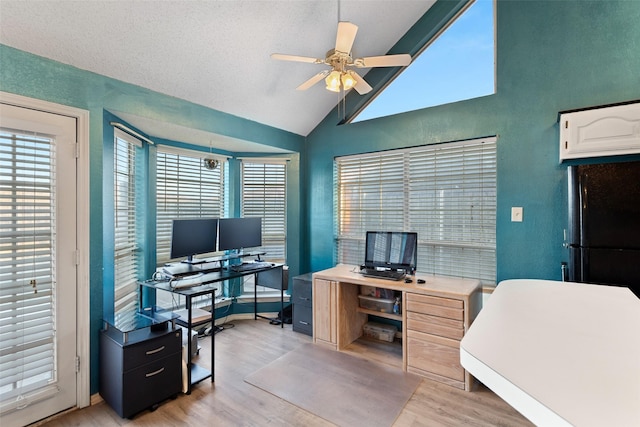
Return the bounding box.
[405,293,463,320]
[293,274,313,307]
[122,331,181,371]
[121,352,182,417]
[293,304,313,336]
[406,311,463,340]
[406,329,464,382]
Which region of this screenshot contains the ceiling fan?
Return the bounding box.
[271,21,411,95]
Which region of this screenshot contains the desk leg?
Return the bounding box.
[254,275,258,320]
[186,295,193,394]
[280,286,284,328]
[211,291,216,382]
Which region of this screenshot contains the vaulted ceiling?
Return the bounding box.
[0,0,435,150]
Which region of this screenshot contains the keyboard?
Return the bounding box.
[229,261,274,272]
[359,268,406,281]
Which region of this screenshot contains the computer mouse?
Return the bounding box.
[404,278,412,283]
[417,279,426,284]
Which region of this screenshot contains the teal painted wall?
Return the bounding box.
[305,0,640,280]
[0,44,305,394]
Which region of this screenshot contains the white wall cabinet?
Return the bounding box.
[559,101,640,161]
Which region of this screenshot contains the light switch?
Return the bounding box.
[511,207,523,222]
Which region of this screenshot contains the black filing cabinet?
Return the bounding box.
[100,322,182,418]
[292,273,313,336]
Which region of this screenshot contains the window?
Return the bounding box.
[353,0,495,122]
[335,137,496,285]
[241,160,287,293]
[113,129,141,316]
[156,147,225,265]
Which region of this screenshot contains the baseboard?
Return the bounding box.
[90,393,103,406]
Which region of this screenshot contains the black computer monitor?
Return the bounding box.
[364,231,418,272]
[170,218,218,263]
[218,217,262,252]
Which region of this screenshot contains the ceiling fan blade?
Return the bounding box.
[335,21,358,54]
[349,71,372,95]
[296,70,330,91]
[353,54,412,68]
[271,53,324,64]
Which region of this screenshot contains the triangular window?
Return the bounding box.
[353,0,495,122]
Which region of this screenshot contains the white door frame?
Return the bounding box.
[0,91,91,409]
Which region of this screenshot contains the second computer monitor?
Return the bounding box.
[218,217,262,252]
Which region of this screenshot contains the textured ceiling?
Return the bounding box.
[0,0,434,150]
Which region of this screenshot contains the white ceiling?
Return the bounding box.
[0,0,435,151]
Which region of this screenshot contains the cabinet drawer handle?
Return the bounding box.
[145,367,165,378]
[299,321,309,325]
[146,345,165,355]
[298,297,310,301]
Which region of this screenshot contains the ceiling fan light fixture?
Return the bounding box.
[325,70,342,92]
[341,71,355,90]
[272,20,411,95]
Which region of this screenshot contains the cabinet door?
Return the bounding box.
[313,278,336,348]
[560,102,640,161]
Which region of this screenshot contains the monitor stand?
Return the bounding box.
[181,255,206,265]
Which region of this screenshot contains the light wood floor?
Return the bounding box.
[39,319,533,426]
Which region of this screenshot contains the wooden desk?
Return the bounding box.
[312,264,481,390]
[460,279,640,426]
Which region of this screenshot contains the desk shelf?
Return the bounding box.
[174,307,212,329]
[190,363,211,385]
[357,307,402,322]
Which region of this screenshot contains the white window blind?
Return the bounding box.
[156,148,225,265]
[0,129,56,401]
[241,161,287,262]
[335,137,496,285]
[241,160,287,294]
[114,130,140,316]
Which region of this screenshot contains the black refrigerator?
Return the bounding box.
[567,161,640,297]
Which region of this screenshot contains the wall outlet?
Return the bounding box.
[511,207,523,222]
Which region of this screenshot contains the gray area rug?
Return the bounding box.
[245,343,422,427]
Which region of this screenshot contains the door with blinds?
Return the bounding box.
[0,103,78,427]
